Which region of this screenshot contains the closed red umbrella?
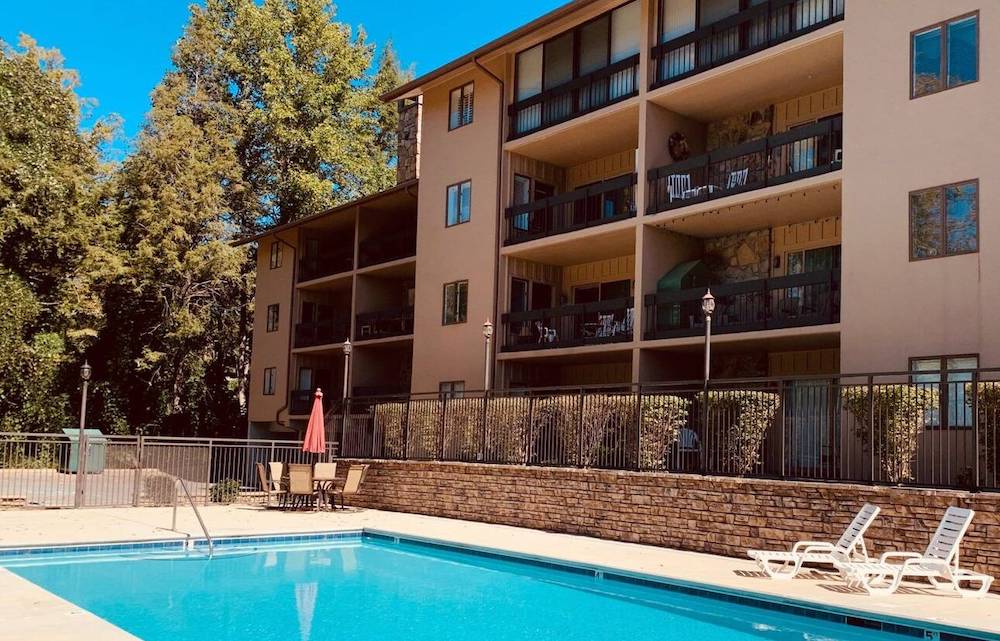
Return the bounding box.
[302,389,326,455]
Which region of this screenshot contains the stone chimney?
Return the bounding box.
[396,97,421,184]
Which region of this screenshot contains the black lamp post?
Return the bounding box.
[74,361,92,507]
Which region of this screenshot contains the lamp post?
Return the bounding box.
[700,290,715,461]
[74,361,92,508]
[482,319,494,391]
[341,339,353,400]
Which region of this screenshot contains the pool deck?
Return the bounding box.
[1,505,998,640]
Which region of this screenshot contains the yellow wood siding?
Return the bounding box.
[510,154,565,191]
[565,149,636,190]
[561,255,635,300]
[773,85,843,132]
[768,349,841,376]
[772,217,841,276]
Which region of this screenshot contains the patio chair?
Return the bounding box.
[748,503,880,580]
[268,462,284,492]
[313,462,338,508]
[725,168,749,190]
[596,313,615,337]
[330,464,369,510]
[667,174,692,202]
[287,463,318,510]
[835,506,993,597]
[256,462,287,509]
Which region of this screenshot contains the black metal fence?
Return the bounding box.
[644,269,840,339]
[298,248,354,282]
[355,306,415,341]
[358,228,416,268]
[502,297,634,352]
[647,116,842,215]
[509,54,639,139]
[505,173,637,245]
[651,0,845,88]
[335,368,1000,492]
[294,316,350,348]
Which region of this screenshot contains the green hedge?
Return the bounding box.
[699,391,780,476]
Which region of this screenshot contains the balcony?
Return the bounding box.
[355,307,414,341]
[651,0,844,89]
[502,297,634,352]
[294,316,350,349]
[646,116,841,216]
[643,269,839,340]
[358,228,416,269]
[509,54,639,140]
[505,174,637,246]
[289,389,336,416]
[298,249,353,283]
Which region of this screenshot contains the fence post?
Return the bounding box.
[972,369,980,490]
[778,380,786,480]
[867,375,876,482]
[633,386,642,471]
[438,396,447,461]
[205,439,214,506]
[577,388,585,468]
[525,396,535,465]
[132,430,144,507]
[403,399,411,460]
[479,392,489,463]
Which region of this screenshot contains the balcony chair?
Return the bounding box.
[596,313,615,338]
[725,168,749,190]
[748,503,880,580]
[667,174,693,202]
[534,321,557,344]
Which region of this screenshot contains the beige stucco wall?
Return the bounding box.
[841,1,998,372]
[410,66,503,394]
[249,231,296,423]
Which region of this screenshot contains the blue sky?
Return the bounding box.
[3,0,565,147]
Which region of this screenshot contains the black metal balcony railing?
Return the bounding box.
[294,317,350,348]
[646,116,842,215]
[298,249,354,282]
[643,269,839,340]
[502,297,634,352]
[355,306,415,341]
[505,173,637,246]
[358,228,417,269]
[509,54,639,139]
[651,0,845,89]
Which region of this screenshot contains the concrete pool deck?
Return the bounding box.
[1,505,998,640]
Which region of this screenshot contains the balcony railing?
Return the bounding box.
[294,316,351,348]
[298,249,353,282]
[509,54,639,139]
[646,116,842,215]
[358,228,417,269]
[355,306,414,341]
[643,269,839,340]
[502,297,634,352]
[651,0,845,89]
[290,389,337,416]
[505,173,637,245]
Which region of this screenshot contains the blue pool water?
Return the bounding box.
[2,535,969,641]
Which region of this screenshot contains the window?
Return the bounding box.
[911,12,978,98]
[298,367,313,392]
[910,180,978,260]
[448,82,474,130]
[269,241,282,269]
[443,280,468,325]
[439,381,465,399]
[262,367,277,396]
[911,356,979,429]
[266,304,280,332]
[446,180,472,226]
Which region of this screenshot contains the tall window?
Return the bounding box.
[442,280,468,325]
[446,180,472,226]
[911,356,978,429]
[266,304,280,332]
[262,367,277,395]
[269,241,282,269]
[910,180,978,260]
[439,381,465,399]
[449,82,474,130]
[912,12,978,98]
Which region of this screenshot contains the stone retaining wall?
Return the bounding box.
[338,460,1000,590]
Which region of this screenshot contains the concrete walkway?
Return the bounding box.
[1,506,997,640]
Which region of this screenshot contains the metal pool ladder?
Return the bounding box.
[171,477,215,558]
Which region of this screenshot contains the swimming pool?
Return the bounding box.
[2,532,994,641]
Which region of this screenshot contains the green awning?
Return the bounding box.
[657,260,703,291]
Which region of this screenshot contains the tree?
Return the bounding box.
[0,36,119,433]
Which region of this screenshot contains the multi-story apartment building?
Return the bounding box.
[245,0,993,438]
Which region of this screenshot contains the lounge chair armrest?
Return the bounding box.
[792,541,835,554]
[878,551,924,564]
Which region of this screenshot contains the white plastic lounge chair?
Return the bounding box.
[667,174,692,202]
[747,503,879,580]
[835,506,993,597]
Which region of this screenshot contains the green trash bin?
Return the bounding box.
[59,428,107,474]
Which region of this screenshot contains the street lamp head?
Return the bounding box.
[482,319,494,340]
[342,339,352,356]
[80,360,92,382]
[701,289,716,318]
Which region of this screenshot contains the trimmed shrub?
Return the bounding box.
[209,478,240,504]
[700,391,781,476]
[405,399,442,459]
[373,402,408,458]
[442,397,484,461]
[143,474,176,506]
[639,394,692,470]
[966,382,1000,483]
[843,384,939,483]
[484,396,531,463]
